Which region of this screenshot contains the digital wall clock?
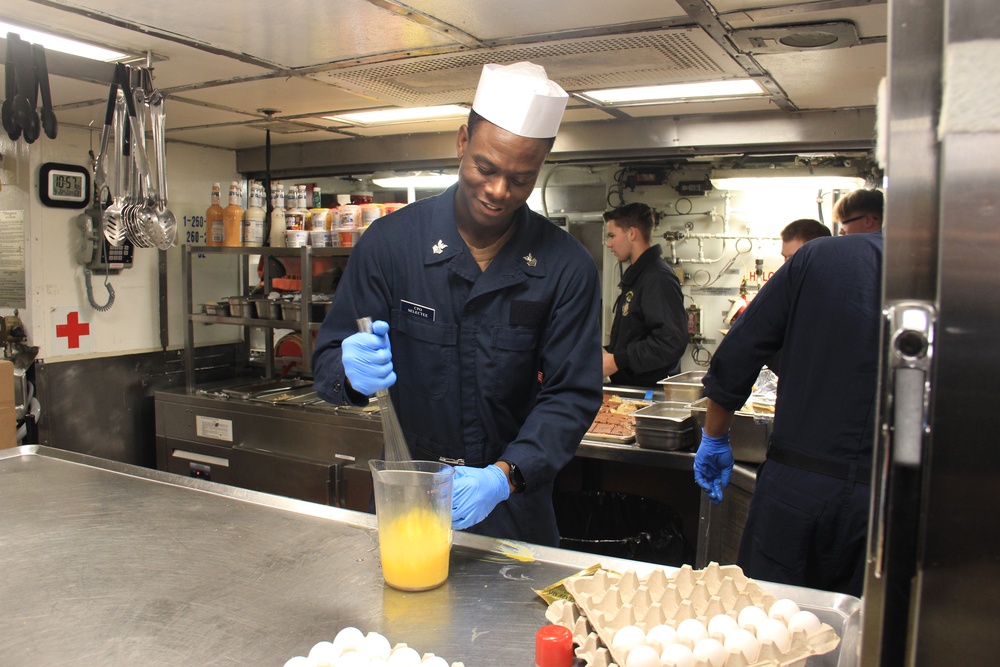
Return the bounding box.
[39,162,91,209]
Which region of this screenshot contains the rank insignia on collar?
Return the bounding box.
[432,239,448,254]
[523,253,537,267]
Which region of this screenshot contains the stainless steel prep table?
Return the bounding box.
[0,446,859,666]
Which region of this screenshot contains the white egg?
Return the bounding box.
[645,624,678,652]
[419,657,449,667]
[660,642,695,667]
[788,609,822,635]
[336,651,370,667]
[612,625,647,656]
[693,638,727,667]
[332,627,365,656]
[625,644,661,667]
[362,632,392,660]
[737,604,768,631]
[676,618,708,645]
[756,618,792,653]
[768,598,801,625]
[707,613,738,637]
[723,627,760,662]
[308,641,339,664]
[387,646,421,667]
[283,657,315,667]
[369,660,388,667]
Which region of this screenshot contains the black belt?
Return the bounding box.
[767,444,871,485]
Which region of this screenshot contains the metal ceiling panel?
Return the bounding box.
[618,98,778,117]
[178,77,374,119]
[402,0,690,39]
[757,43,886,110]
[168,125,339,151]
[16,0,459,69]
[310,28,748,107]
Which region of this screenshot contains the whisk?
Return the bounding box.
[356,317,412,463]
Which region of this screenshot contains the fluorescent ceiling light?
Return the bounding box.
[0,21,128,62]
[580,80,765,106]
[371,172,458,189]
[325,105,468,127]
[710,167,865,191]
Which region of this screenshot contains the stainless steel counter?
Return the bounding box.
[0,446,859,666]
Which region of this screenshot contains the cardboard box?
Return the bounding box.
[0,360,15,449]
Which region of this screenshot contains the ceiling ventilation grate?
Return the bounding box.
[310,29,745,107]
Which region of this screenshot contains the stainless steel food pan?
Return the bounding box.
[688,396,771,463]
[657,371,707,403]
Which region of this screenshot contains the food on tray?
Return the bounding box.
[587,395,649,438]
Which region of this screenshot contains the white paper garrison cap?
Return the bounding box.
[472,62,569,139]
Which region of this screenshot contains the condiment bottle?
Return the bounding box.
[268,184,286,247]
[285,185,307,231]
[244,183,265,247]
[205,182,224,246]
[222,181,244,247]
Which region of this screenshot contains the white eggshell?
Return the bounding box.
[676,618,708,645]
[332,627,365,655]
[788,610,822,635]
[737,604,768,631]
[362,632,392,660]
[386,646,421,667]
[768,598,801,625]
[645,624,678,652]
[419,657,449,667]
[308,641,338,663]
[283,657,315,667]
[625,644,661,667]
[612,625,648,656]
[693,638,727,667]
[707,613,738,637]
[723,627,760,662]
[756,618,792,653]
[336,651,370,667]
[660,642,695,667]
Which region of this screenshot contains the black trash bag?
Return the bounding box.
[554,491,685,566]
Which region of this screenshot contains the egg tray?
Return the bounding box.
[548,562,840,667]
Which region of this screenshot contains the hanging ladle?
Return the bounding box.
[33,43,57,140]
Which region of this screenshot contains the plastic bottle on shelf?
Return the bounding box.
[268,184,286,247]
[222,181,244,247]
[206,182,225,246]
[285,185,307,232]
[308,185,329,231]
[244,182,265,247]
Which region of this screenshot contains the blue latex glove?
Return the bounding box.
[694,429,734,505]
[341,320,396,396]
[451,464,511,530]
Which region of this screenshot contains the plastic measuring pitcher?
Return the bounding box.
[369,460,455,591]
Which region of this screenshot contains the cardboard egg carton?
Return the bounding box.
[551,562,840,667]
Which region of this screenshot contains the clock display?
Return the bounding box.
[39,162,90,209]
[51,172,83,199]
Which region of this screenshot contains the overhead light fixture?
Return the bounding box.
[371,171,458,189]
[579,80,765,107]
[710,167,865,191]
[325,105,468,127]
[0,21,128,62]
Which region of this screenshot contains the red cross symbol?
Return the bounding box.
[56,311,90,349]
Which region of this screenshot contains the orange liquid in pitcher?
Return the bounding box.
[379,507,451,590]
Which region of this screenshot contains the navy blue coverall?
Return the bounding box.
[703,231,882,596]
[312,185,604,546]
